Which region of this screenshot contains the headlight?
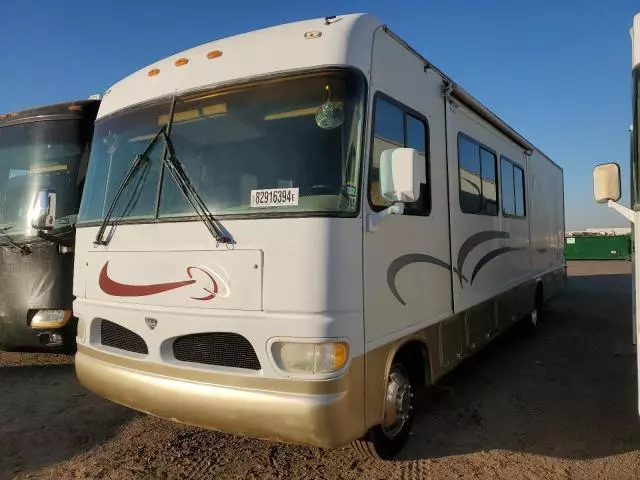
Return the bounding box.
[31,310,72,329]
[271,341,349,374]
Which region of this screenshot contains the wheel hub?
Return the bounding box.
[382,366,413,438]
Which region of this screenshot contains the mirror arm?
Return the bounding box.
[367,203,405,232]
[607,200,635,223]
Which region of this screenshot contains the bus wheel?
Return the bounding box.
[352,362,416,459]
[523,285,543,333]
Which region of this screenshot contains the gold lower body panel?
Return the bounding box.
[75,345,366,449]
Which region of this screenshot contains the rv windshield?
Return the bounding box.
[78,70,365,223]
[0,120,89,238]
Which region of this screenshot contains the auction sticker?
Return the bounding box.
[251,187,299,208]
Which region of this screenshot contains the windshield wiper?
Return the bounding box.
[160,130,232,245]
[94,127,166,246]
[0,233,31,255]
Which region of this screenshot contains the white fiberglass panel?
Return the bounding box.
[74,216,363,314]
[85,249,262,310]
[97,14,381,119]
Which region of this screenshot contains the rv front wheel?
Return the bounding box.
[352,362,417,459]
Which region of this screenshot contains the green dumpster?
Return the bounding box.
[565,234,631,261]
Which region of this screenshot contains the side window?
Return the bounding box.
[369,96,430,214]
[370,100,404,209]
[514,163,526,216]
[501,160,515,216]
[480,148,497,215]
[458,134,498,215]
[500,156,526,217]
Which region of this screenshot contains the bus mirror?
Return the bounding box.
[379,148,424,203]
[31,189,57,231]
[593,163,621,203]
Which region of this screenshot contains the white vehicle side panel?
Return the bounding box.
[447,103,531,312]
[528,150,565,277]
[363,30,452,346]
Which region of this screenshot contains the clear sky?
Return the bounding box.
[2,0,637,230]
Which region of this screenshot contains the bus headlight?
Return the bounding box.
[271,341,349,375]
[31,310,72,329]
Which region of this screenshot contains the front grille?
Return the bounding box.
[100,319,148,355]
[173,332,261,370]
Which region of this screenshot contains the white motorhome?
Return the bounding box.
[73,14,565,459]
[593,12,640,407]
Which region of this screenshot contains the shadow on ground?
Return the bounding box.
[400,261,638,461]
[0,359,136,478]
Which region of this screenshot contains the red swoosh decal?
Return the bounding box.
[186,266,219,301]
[99,261,197,297]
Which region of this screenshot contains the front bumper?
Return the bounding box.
[76,345,366,448]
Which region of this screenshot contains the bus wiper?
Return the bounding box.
[160,130,232,245]
[0,233,31,255]
[94,127,166,246]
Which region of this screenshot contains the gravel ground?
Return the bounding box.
[1,261,639,480]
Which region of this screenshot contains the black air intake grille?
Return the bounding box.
[173,333,261,370]
[100,319,148,355]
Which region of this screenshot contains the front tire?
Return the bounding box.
[352,362,417,459]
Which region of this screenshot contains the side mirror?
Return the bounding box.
[30,189,57,230]
[593,163,621,203]
[379,147,424,203]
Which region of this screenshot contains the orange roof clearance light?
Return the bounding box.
[175,57,189,67]
[148,68,160,77]
[68,104,82,112]
[206,50,223,60]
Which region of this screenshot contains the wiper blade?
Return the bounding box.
[161,130,232,245]
[0,234,31,255]
[94,126,166,246]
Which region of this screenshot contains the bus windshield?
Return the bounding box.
[0,120,89,238]
[78,70,366,223]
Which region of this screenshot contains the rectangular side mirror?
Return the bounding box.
[30,189,57,230]
[593,163,621,203]
[379,148,424,203]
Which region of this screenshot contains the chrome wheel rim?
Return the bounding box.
[382,365,413,438]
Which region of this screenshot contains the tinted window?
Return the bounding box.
[481,148,497,215]
[406,115,426,154]
[369,97,430,214]
[500,156,526,218]
[514,164,526,216]
[501,159,515,216]
[374,100,404,145]
[458,135,497,215]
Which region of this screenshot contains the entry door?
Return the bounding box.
[363,31,452,349]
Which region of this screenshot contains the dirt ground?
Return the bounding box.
[2,261,640,480]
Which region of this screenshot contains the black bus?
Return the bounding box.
[0,99,100,352]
